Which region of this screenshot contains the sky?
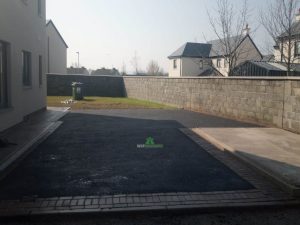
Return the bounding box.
[47,0,272,73]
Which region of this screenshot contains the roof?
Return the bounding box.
[208,35,246,57]
[262,54,275,62]
[46,20,68,48]
[249,61,286,71]
[168,42,212,59]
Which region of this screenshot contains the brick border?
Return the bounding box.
[0,129,298,217]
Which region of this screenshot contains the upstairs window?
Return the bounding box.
[224,59,228,67]
[38,0,42,16]
[199,60,204,69]
[173,59,177,69]
[295,42,300,57]
[0,41,9,109]
[22,51,32,87]
[216,58,221,68]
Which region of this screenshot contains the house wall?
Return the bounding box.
[46,22,67,74]
[0,0,47,132]
[212,36,262,76]
[123,76,300,134]
[212,58,228,76]
[274,39,300,63]
[168,58,182,77]
[181,57,211,76]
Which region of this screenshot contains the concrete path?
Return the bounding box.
[0,107,68,180]
[192,127,300,196]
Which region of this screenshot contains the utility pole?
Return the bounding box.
[76,52,80,68]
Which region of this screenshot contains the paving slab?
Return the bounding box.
[192,127,300,196]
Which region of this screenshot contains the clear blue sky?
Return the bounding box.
[47,0,271,73]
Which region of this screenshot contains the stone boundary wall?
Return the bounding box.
[47,74,300,133]
[123,77,300,134]
[47,74,125,97]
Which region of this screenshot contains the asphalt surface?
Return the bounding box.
[0,109,254,200]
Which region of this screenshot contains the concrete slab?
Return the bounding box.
[0,107,69,180]
[192,127,300,196]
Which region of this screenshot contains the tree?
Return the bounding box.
[207,0,249,76]
[147,60,161,76]
[131,51,140,75]
[260,0,299,75]
[121,62,127,76]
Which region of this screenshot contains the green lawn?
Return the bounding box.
[47,96,176,110]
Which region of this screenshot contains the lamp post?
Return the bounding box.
[76,51,80,68]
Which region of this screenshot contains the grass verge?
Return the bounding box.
[47,96,176,110]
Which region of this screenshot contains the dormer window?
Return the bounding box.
[295,42,300,57]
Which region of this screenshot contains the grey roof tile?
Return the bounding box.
[168,42,212,59]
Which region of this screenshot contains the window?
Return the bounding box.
[38,0,42,16]
[173,59,177,69]
[216,58,221,68]
[0,41,9,109]
[22,51,32,87]
[39,55,43,86]
[199,60,204,69]
[295,42,300,57]
[224,59,228,67]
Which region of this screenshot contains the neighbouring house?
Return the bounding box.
[91,67,120,76]
[67,66,89,75]
[274,10,300,64]
[168,29,262,77]
[46,20,68,74]
[233,11,300,77]
[0,0,47,132]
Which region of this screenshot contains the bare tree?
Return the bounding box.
[131,51,140,75]
[121,61,127,76]
[147,60,161,76]
[207,0,249,76]
[260,0,299,75]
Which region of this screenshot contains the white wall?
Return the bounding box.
[168,58,182,77]
[0,0,47,132]
[46,22,67,74]
[181,57,210,77]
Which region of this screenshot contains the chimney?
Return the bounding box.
[243,24,251,36]
[296,8,300,21]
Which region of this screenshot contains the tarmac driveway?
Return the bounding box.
[0,109,254,200]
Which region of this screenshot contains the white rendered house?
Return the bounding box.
[0,0,47,132]
[168,33,262,77]
[46,20,68,74]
